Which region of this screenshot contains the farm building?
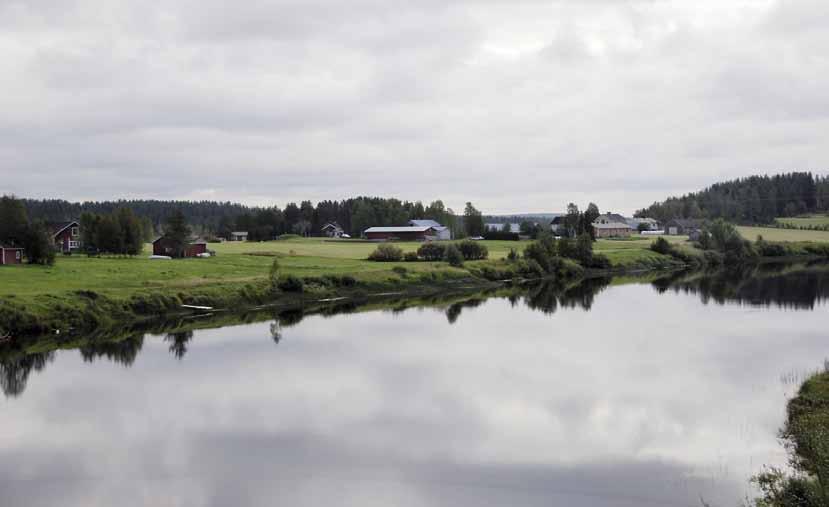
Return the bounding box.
[592,213,633,238]
[0,245,23,265]
[550,216,567,236]
[665,219,702,236]
[364,226,438,241]
[408,219,451,240]
[152,237,208,258]
[321,222,345,238]
[49,221,81,254]
[230,231,248,241]
[593,222,633,238]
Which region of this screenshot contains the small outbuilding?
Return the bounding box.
[152,237,208,258]
[364,226,437,241]
[230,231,248,242]
[0,245,23,265]
[321,222,345,238]
[664,219,702,236]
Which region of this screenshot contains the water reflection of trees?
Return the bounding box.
[529,277,611,314]
[653,263,829,310]
[164,330,194,360]
[0,351,54,398]
[80,334,145,366]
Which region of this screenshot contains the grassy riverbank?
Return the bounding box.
[0,233,824,337]
[752,370,829,506]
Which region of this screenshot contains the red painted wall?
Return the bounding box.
[1,248,23,265]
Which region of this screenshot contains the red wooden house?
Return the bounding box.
[49,221,81,254]
[0,245,23,265]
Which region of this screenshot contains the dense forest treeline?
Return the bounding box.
[19,197,468,240]
[636,172,829,224]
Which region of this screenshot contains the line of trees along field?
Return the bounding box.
[0,196,56,265]
[20,196,488,240]
[636,172,829,224]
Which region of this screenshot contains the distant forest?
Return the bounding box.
[636,172,829,224]
[20,197,465,240]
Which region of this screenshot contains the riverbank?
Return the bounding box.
[0,235,825,338]
[752,370,829,506]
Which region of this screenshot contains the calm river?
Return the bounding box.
[2,264,829,506]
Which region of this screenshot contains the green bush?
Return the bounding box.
[444,244,464,267]
[584,253,611,269]
[403,251,419,262]
[650,237,673,255]
[417,242,446,261]
[506,248,519,261]
[277,275,304,292]
[457,240,488,260]
[392,266,407,276]
[368,244,404,262]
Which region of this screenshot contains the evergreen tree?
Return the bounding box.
[463,202,484,237]
[164,209,192,258]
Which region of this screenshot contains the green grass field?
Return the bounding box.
[0,237,684,300]
[775,215,829,228]
[737,226,829,243]
[5,229,823,302]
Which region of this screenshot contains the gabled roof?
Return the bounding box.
[408,219,445,229]
[48,221,79,237]
[321,222,343,230]
[594,213,628,224]
[230,231,248,235]
[365,226,435,233]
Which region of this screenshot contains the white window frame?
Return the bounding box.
[69,240,79,249]
[71,227,79,237]
[15,250,21,260]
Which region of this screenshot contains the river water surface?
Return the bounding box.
[2,265,829,506]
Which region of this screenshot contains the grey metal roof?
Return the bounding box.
[365,226,435,233]
[408,219,446,230]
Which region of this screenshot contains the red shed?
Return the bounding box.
[49,221,81,254]
[0,246,23,265]
[152,237,208,258]
[364,226,437,241]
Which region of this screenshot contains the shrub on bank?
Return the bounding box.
[403,251,419,262]
[417,242,445,261]
[278,275,304,292]
[458,240,488,260]
[368,244,404,262]
[444,244,464,267]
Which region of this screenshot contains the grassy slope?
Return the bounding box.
[737,226,829,243]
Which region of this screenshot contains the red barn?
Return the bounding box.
[49,221,81,254]
[364,226,437,241]
[152,237,208,258]
[0,246,23,265]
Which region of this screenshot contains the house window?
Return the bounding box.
[72,227,79,237]
[69,240,79,249]
[15,251,21,260]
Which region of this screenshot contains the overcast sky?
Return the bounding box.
[1,0,827,214]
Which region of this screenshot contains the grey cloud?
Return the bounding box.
[0,1,826,213]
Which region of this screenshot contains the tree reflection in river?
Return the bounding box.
[80,334,145,366]
[0,351,54,398]
[164,330,194,360]
[653,262,829,310]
